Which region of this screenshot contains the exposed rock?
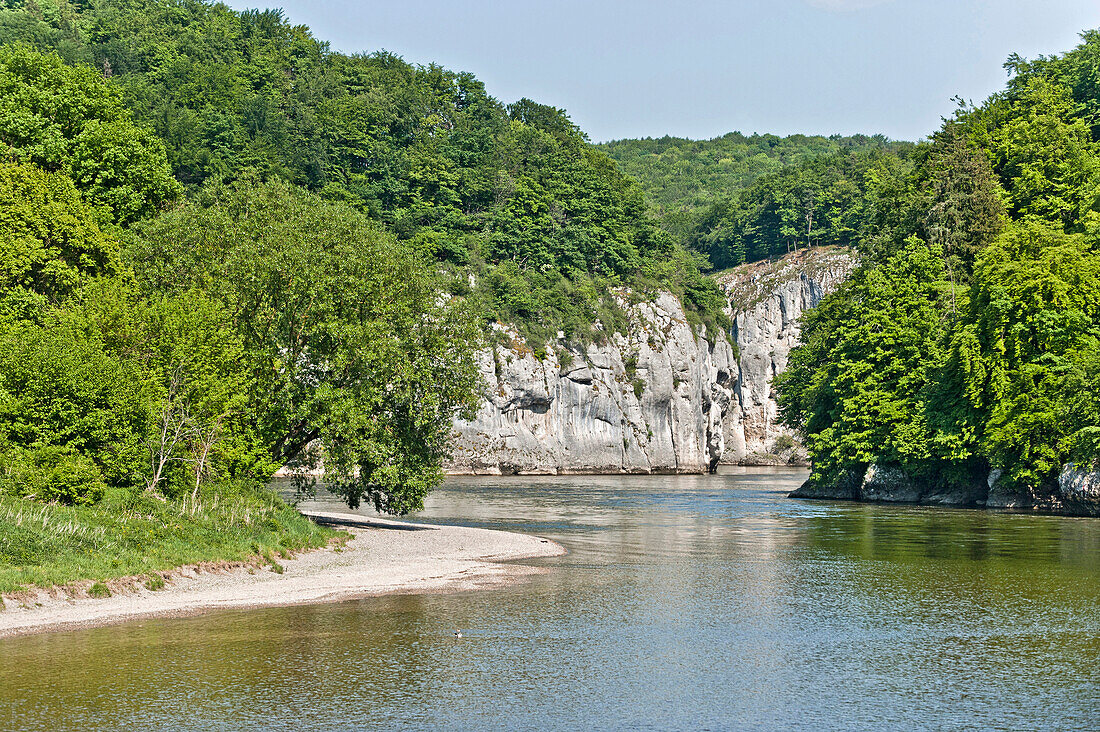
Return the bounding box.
[859,464,925,503]
[1048,464,1100,516]
[984,475,1036,510]
[789,469,862,501]
[791,463,1098,516]
[446,292,735,475]
[716,246,859,465]
[445,247,856,475]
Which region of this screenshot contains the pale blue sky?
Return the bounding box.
[225,0,1100,143]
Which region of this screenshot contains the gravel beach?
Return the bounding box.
[0,511,564,638]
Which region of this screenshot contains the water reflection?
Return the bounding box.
[2,468,1098,731]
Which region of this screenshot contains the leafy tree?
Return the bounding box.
[0,44,179,222]
[980,77,1097,230]
[921,121,1006,300]
[949,221,1100,489]
[0,160,120,319]
[777,238,952,490]
[61,279,262,497]
[0,316,150,498]
[129,179,483,513]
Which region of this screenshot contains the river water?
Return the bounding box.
[2,468,1098,731]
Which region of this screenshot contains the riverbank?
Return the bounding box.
[0,510,564,638]
[790,462,1100,516]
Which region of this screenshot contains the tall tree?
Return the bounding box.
[129,179,483,513]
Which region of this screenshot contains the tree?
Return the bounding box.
[0,161,120,320]
[922,121,1006,307]
[981,77,1097,231]
[129,178,483,513]
[777,238,953,490]
[0,45,179,223]
[951,220,1100,490]
[0,316,150,498]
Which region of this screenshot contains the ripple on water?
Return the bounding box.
[2,468,1098,731]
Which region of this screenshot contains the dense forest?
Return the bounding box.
[0,0,728,343]
[0,0,734,588]
[688,146,916,269]
[599,132,905,215]
[776,31,1100,506]
[601,133,913,267]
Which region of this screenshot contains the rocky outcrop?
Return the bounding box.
[792,463,987,507]
[790,461,1100,516]
[446,292,736,475]
[715,246,859,465]
[445,247,857,476]
[1057,463,1100,514]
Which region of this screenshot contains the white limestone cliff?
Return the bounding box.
[445,247,857,475]
[716,246,859,464]
[446,292,736,474]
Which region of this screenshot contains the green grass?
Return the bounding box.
[0,483,338,595]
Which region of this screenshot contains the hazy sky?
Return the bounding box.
[224,0,1100,143]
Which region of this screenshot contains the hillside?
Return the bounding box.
[599,132,907,215]
[0,0,728,344]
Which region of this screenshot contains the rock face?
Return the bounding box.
[792,463,987,507]
[446,292,736,475]
[715,246,859,465]
[790,462,1100,516]
[445,247,856,475]
[1057,463,1100,513]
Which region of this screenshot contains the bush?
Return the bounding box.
[1,446,106,505]
[774,434,796,453]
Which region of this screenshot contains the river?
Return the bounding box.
[2,468,1098,730]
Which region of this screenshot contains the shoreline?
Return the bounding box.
[0,510,565,639]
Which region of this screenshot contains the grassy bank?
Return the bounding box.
[0,485,338,596]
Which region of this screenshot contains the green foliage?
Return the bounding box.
[0,1,730,343]
[692,147,914,270]
[0,44,180,222]
[63,278,267,495]
[777,238,953,489]
[600,132,907,218]
[971,76,1098,231]
[779,29,1100,498]
[0,316,150,489]
[0,160,120,319]
[920,122,1006,283]
[1,445,105,505]
[129,178,483,514]
[945,221,1100,489]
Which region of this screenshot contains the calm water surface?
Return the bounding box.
[2,468,1098,731]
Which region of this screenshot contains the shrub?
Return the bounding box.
[1,446,106,505]
[773,434,796,453]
